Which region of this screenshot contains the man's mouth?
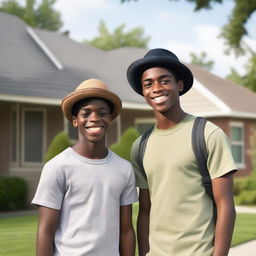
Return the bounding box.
[151,95,168,104]
[86,126,104,132]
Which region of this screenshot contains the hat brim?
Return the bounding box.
[127,56,193,96]
[61,88,122,123]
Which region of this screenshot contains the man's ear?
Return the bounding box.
[72,116,78,128]
[178,80,184,93]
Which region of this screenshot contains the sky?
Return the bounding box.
[15,0,256,78]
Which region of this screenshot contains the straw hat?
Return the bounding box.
[61,79,122,123]
[127,48,193,96]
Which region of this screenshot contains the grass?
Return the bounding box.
[0,214,37,256]
[231,213,256,246]
[0,206,255,255]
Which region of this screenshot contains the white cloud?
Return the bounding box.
[164,24,255,78]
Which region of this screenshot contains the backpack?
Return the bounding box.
[135,116,217,225]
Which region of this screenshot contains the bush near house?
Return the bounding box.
[234,172,256,205]
[0,176,28,211]
[44,132,72,163]
[110,127,140,161]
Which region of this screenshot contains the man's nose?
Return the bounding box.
[152,81,163,92]
[89,112,100,121]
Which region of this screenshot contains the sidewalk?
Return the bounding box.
[235,205,256,214]
[229,240,256,256]
[228,205,256,256]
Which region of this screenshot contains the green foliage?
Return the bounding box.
[234,173,256,205]
[235,190,256,205]
[226,53,256,92]
[110,127,140,161]
[85,20,150,50]
[221,0,256,54]
[0,177,28,211]
[0,0,62,31]
[44,131,72,163]
[189,51,214,71]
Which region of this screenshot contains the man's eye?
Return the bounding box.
[144,82,152,88]
[82,113,90,117]
[99,112,108,117]
[161,80,170,85]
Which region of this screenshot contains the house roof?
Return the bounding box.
[1,13,256,118]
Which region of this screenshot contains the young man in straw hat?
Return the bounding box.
[32,79,138,256]
[126,48,237,256]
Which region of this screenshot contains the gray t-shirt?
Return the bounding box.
[32,147,138,256]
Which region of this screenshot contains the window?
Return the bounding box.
[135,118,155,134]
[230,123,244,167]
[11,110,17,162]
[22,109,45,163]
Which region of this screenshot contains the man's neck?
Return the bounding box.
[72,140,108,159]
[154,110,187,130]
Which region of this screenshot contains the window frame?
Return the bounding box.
[10,104,20,166]
[21,107,46,166]
[230,121,245,168]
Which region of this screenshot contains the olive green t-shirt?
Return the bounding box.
[131,114,237,256]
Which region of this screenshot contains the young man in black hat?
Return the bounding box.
[127,48,237,256]
[32,79,138,256]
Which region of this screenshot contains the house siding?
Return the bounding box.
[210,117,255,177]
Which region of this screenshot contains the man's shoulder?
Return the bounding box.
[44,148,71,169]
[204,119,223,137]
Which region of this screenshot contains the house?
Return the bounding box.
[1,13,256,200]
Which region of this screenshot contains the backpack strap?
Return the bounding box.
[192,117,217,225]
[135,127,153,181]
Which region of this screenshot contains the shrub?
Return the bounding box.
[44,132,72,163]
[234,175,256,196]
[0,176,28,211]
[235,190,256,205]
[110,127,140,161]
[234,177,251,196]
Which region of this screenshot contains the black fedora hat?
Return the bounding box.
[127,48,193,96]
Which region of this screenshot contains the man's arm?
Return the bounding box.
[137,188,151,256]
[212,172,236,256]
[119,204,136,256]
[36,206,60,256]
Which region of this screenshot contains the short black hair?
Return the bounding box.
[71,97,114,117]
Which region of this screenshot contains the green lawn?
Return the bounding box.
[231,213,256,246]
[0,206,255,255]
[0,214,37,256]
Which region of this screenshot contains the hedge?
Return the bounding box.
[0,176,28,211]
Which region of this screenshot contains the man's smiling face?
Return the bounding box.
[141,67,184,114]
[72,98,112,144]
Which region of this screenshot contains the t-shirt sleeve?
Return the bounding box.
[130,137,149,189]
[206,127,237,179]
[31,161,65,210]
[120,166,138,206]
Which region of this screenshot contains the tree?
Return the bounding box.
[189,51,214,71]
[226,53,256,92]
[85,20,150,50]
[0,0,62,31]
[121,0,256,53]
